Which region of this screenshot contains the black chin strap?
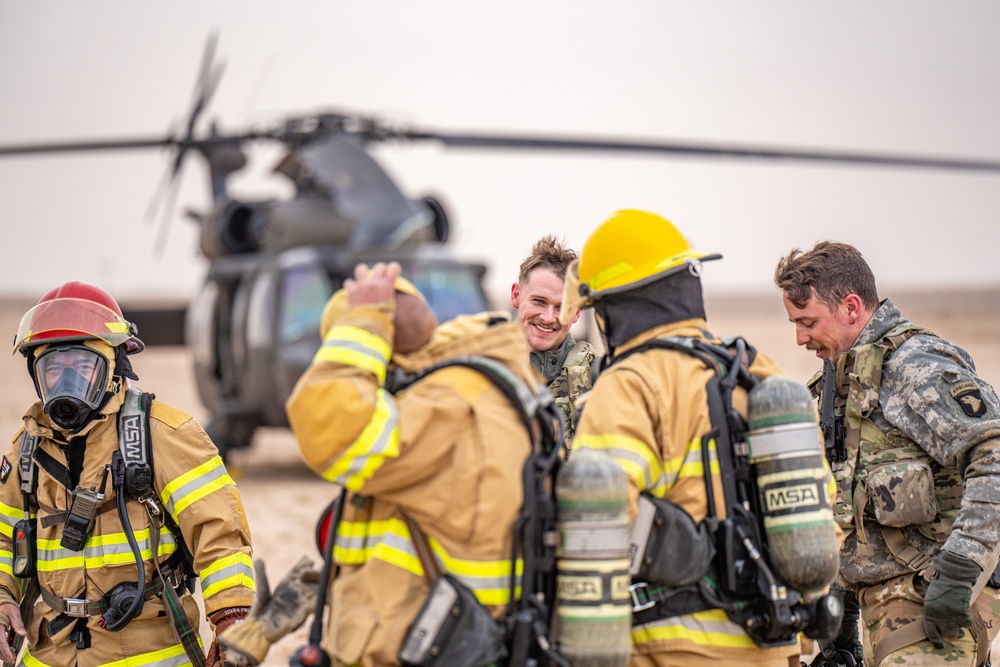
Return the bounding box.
[25,353,42,402]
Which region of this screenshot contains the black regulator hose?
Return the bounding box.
[104,451,145,631]
[288,489,347,667]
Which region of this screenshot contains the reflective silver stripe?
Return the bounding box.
[200,558,253,595]
[601,445,655,490]
[324,390,400,488]
[36,529,177,569]
[0,502,20,538]
[162,464,230,517]
[335,522,518,603]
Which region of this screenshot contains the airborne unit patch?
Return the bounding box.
[950,381,987,418]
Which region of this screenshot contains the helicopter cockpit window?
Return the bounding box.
[410,266,488,323]
[280,265,336,343]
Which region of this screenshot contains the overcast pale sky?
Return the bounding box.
[2,1,999,305]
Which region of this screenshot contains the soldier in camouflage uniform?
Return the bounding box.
[775,241,1000,667]
[511,234,599,443]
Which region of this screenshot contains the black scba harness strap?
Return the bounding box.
[386,355,569,667]
[610,336,817,648]
[11,388,203,666]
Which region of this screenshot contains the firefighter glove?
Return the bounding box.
[815,586,864,666]
[923,549,982,649]
[0,586,25,665]
[217,556,321,666]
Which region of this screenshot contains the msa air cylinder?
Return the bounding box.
[746,376,839,599]
[555,448,631,667]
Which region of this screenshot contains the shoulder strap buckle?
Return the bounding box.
[628,582,656,612]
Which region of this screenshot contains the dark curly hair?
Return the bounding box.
[774,241,879,310]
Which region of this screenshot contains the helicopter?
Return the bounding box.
[3,36,1000,459]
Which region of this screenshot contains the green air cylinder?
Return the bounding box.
[746,376,840,600]
[555,448,632,667]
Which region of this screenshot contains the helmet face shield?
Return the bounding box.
[559,258,591,326]
[34,345,110,430]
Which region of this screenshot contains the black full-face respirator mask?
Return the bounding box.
[29,343,118,432]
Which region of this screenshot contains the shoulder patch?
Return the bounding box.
[950,381,987,418]
[0,456,10,484]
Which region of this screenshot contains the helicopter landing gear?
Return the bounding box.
[206,414,258,462]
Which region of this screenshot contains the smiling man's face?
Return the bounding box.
[782,288,865,361]
[511,267,579,352]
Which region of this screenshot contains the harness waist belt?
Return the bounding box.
[629,581,714,626]
[40,572,182,618]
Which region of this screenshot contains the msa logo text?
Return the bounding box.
[765,483,819,512]
[558,576,602,601]
[121,415,143,460]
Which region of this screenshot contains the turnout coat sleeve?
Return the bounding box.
[287,300,474,497]
[148,400,256,614]
[287,300,403,489]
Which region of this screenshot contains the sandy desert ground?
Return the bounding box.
[0,288,998,665]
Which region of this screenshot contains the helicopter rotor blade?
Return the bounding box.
[0,137,173,156]
[401,129,1000,174]
[145,32,226,239]
[152,171,183,257]
[184,32,225,142]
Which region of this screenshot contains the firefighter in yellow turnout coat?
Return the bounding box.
[286,262,540,667]
[0,282,254,667]
[563,211,830,667]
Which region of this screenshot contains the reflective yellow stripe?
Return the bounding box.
[334,517,518,605]
[200,552,255,599]
[0,501,20,538]
[23,640,203,667]
[315,325,391,384]
[632,608,759,648]
[574,433,662,492]
[659,437,720,490]
[35,526,177,571]
[0,548,13,579]
[322,390,399,489]
[21,650,48,667]
[578,432,721,499]
[373,537,423,577]
[161,456,235,516]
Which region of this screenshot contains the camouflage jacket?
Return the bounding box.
[530,334,597,445]
[818,299,1000,587]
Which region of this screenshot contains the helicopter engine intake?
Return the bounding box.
[201,200,269,257]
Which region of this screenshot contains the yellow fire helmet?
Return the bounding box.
[560,209,721,325]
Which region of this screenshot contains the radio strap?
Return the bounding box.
[403,515,440,585]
